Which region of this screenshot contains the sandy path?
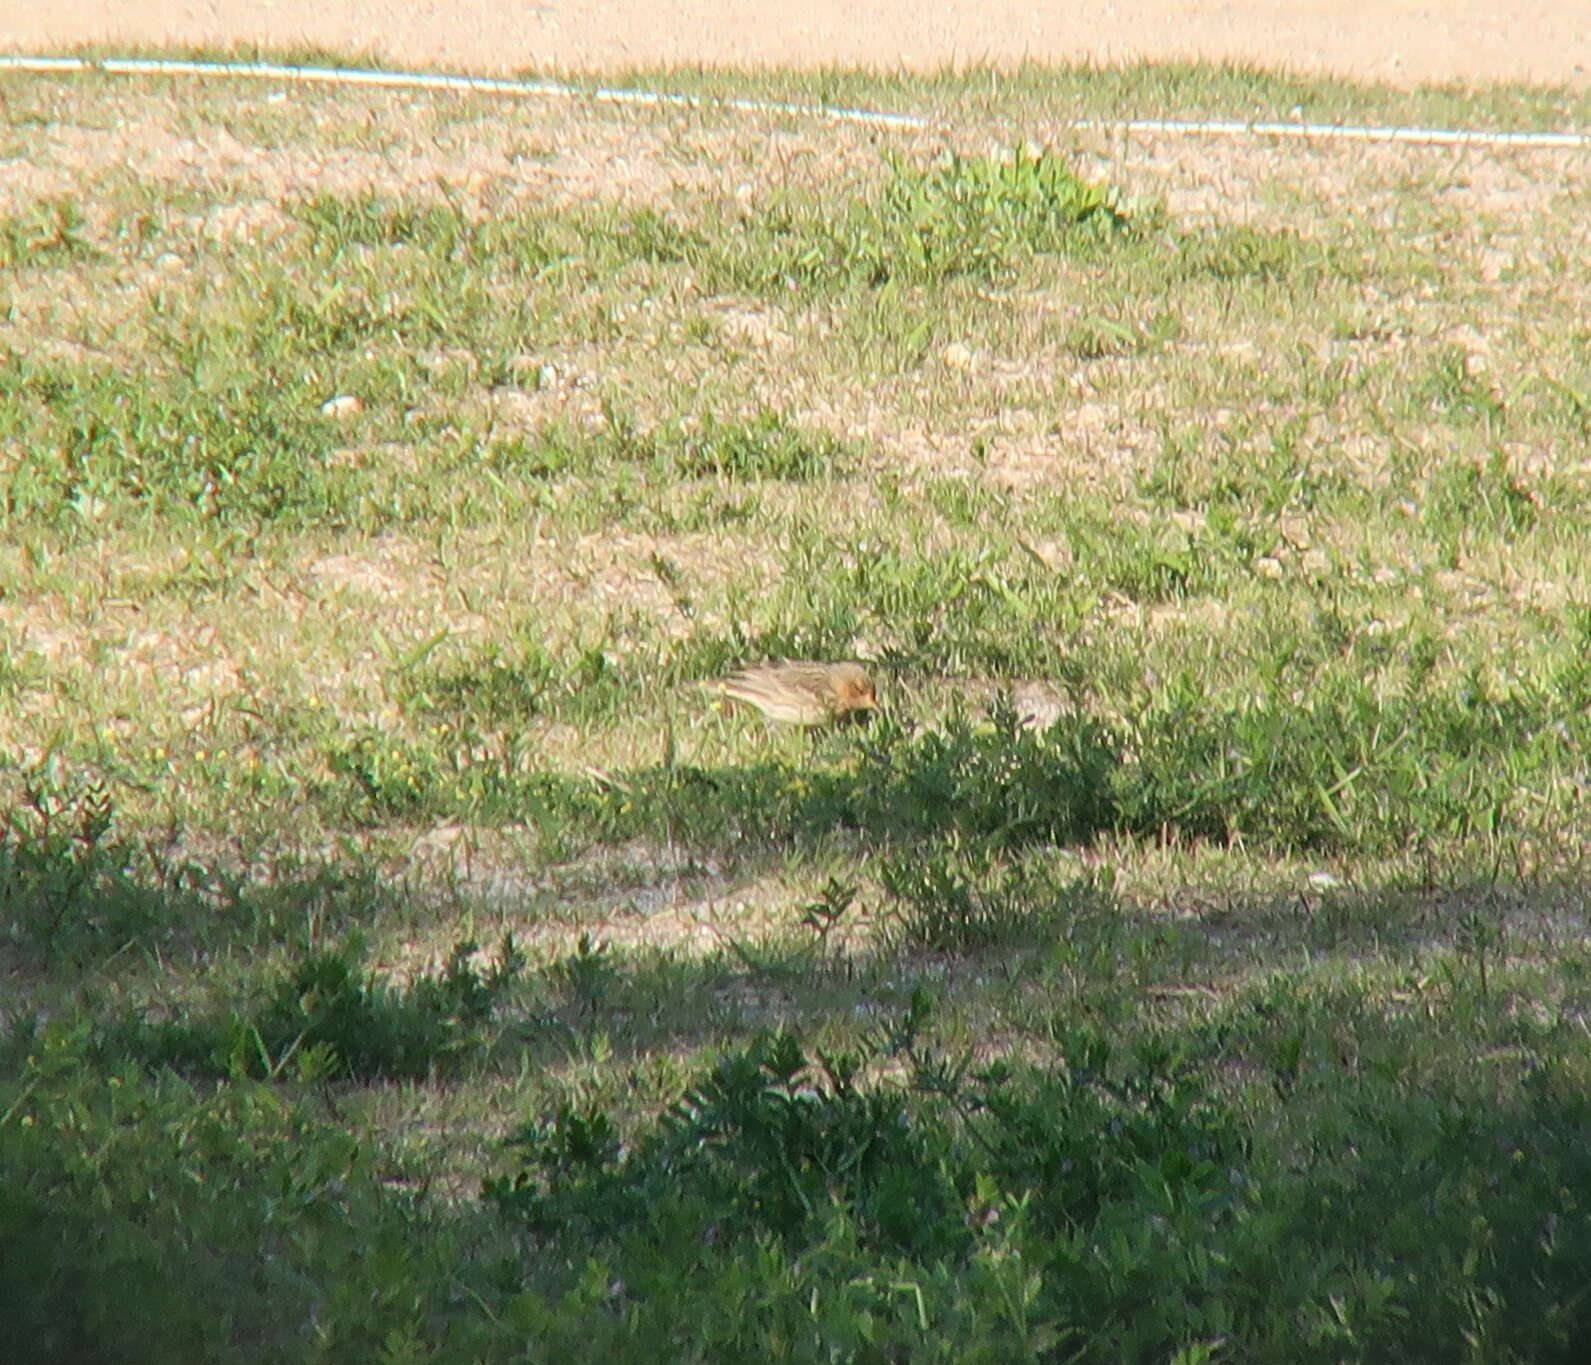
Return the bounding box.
[3,1,1589,88]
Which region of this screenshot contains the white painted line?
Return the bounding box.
[2,54,1587,150]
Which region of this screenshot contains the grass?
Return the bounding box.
[2,55,1591,1362]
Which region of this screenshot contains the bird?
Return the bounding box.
[713,660,879,727]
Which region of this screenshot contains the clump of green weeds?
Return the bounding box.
[487,1018,1236,1264]
[1114,659,1587,854]
[0,1022,479,1364]
[552,932,621,1014]
[1064,308,1181,360]
[0,196,97,267]
[106,935,523,1081]
[847,702,1116,847]
[489,406,850,484]
[477,1004,1591,1361]
[721,145,1132,294]
[1411,345,1505,426]
[0,355,352,528]
[879,843,1100,952]
[1175,223,1346,284]
[0,772,197,966]
[397,631,626,729]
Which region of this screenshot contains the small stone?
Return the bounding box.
[1013,682,1066,731]
[940,341,975,370]
[320,394,362,419]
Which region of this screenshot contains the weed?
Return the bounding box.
[1420,447,1538,542]
[718,145,1131,294]
[796,876,860,947]
[880,845,1094,951]
[0,1023,470,1364]
[1412,345,1504,426]
[1065,308,1180,360]
[0,197,97,267]
[105,936,523,1081]
[0,773,214,967]
[1175,223,1343,284]
[554,933,620,1013]
[0,354,352,527]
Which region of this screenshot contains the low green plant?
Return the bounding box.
[326,729,456,818]
[487,406,850,485]
[398,630,625,728]
[719,145,1132,295]
[880,844,1097,952]
[1115,659,1586,853]
[797,876,860,948]
[477,1014,1591,1361]
[554,932,620,1014]
[107,936,523,1081]
[1411,345,1505,426]
[0,196,97,267]
[0,353,352,527]
[0,1025,402,1363]
[1064,308,1180,360]
[852,701,1121,850]
[0,772,204,966]
[1419,447,1538,543]
[1175,223,1343,284]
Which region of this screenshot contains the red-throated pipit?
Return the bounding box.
[713,661,879,726]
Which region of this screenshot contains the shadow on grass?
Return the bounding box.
[8,893,1591,1365]
[0,776,402,978]
[77,858,1586,1088]
[12,644,1581,981]
[346,649,1591,867]
[489,867,1591,1060]
[8,763,1589,1362]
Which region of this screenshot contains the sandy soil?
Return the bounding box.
[4,0,1589,88]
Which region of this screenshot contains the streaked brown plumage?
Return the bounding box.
[714,660,879,727]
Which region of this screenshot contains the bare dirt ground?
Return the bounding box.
[4,0,1590,88]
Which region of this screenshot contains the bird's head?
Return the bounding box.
[829,663,879,717]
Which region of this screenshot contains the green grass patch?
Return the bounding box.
[99,935,523,1081]
[0,196,99,268]
[485,1006,1591,1363]
[712,145,1135,296]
